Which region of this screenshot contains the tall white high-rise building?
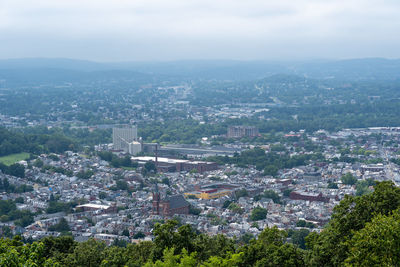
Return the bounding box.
[112,125,139,154]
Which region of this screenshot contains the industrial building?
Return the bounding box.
[131,156,218,173]
[112,125,142,155]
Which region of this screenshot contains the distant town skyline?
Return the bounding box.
[1,0,400,61]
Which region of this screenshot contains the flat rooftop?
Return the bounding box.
[131,156,216,165]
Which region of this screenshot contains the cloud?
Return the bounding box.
[0,0,399,60]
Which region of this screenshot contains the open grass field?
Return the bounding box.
[0,152,30,166]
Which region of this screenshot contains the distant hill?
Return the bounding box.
[0,58,106,71]
[294,58,400,80]
[0,57,399,81]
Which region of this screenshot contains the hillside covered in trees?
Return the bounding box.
[1,181,400,266]
[0,126,114,158]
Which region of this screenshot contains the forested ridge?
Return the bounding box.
[1,181,400,266]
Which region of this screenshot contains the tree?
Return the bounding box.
[143,248,197,267]
[0,236,56,266]
[76,170,94,179]
[341,172,357,185]
[161,177,170,186]
[33,159,44,168]
[112,238,128,248]
[97,151,113,162]
[64,238,106,267]
[201,251,244,267]
[296,220,307,227]
[41,236,76,261]
[235,189,248,199]
[263,165,278,176]
[15,214,34,227]
[345,209,400,266]
[327,182,338,189]
[254,190,281,204]
[133,232,145,239]
[250,207,268,221]
[0,226,13,238]
[98,192,107,199]
[227,203,244,214]
[7,163,25,178]
[100,246,127,266]
[49,218,70,233]
[122,229,130,237]
[222,200,232,209]
[238,227,305,266]
[116,180,128,191]
[355,179,374,196]
[152,220,196,261]
[306,181,400,266]
[189,205,201,216]
[239,233,254,244]
[189,168,198,174]
[121,156,132,167]
[288,229,310,249]
[283,188,293,197]
[14,197,24,204]
[142,161,157,176]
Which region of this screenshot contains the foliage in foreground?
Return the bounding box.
[1,181,400,266]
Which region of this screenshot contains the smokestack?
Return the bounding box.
[155,143,158,167]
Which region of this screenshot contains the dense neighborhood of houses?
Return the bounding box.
[1,126,400,246]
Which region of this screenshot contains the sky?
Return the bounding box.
[0,0,399,61]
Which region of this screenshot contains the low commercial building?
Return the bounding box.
[184,188,232,199]
[289,191,329,203]
[75,203,117,213]
[360,164,384,174]
[185,183,238,199]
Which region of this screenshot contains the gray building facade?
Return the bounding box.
[112,126,138,153]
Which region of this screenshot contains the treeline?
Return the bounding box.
[0,127,76,157]
[4,98,400,150]
[190,76,400,106]
[138,101,400,144]
[0,199,34,227]
[1,182,400,266]
[41,165,73,177]
[207,147,324,176]
[220,100,400,134]
[0,163,25,178]
[97,151,138,168]
[20,126,112,148]
[138,119,227,144]
[46,195,83,214]
[0,177,33,193]
[0,126,114,159]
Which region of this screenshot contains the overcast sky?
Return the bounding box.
[0,0,399,61]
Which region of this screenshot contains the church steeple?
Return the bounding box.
[152,183,160,215]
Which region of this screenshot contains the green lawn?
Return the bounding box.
[0,152,30,166]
